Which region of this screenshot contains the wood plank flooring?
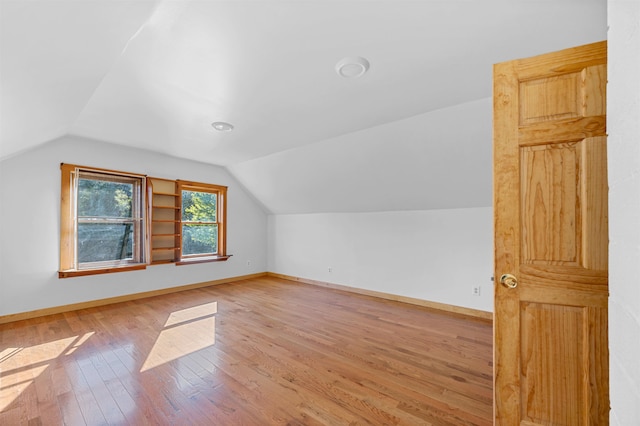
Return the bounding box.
[0,277,493,425]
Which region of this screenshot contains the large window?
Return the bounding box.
[59,164,146,277]
[178,181,227,263]
[60,165,229,277]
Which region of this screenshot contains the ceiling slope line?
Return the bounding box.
[226,96,492,170]
[67,0,185,136]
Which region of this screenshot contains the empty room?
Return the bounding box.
[1,0,638,424]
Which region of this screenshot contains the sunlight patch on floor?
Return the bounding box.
[164,302,217,327]
[0,364,49,412]
[141,302,217,372]
[64,331,94,355]
[0,333,94,412]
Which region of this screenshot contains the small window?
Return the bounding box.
[60,164,146,277]
[178,181,227,263]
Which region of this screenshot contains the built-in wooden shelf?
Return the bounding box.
[147,177,181,265]
[148,258,174,265]
[152,205,180,209]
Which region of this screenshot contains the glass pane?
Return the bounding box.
[182,190,217,222]
[77,223,133,263]
[182,224,218,255]
[78,177,133,218]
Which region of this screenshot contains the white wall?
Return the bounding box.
[608,1,640,424]
[0,136,268,316]
[229,98,492,215]
[268,207,493,313]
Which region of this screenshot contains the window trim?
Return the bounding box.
[176,180,228,263]
[59,164,147,278]
[60,167,231,278]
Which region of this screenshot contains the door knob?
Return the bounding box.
[500,274,518,289]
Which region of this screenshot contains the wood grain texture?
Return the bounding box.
[493,40,608,425]
[581,136,608,271]
[520,303,587,424]
[519,73,581,125]
[520,143,580,265]
[493,58,523,425]
[147,177,181,264]
[1,277,493,425]
[0,273,267,325]
[268,272,493,321]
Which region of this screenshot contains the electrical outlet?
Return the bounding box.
[328,266,332,273]
[247,260,251,267]
[472,285,481,296]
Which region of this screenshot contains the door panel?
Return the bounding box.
[494,41,608,425]
[518,64,606,126]
[521,142,580,266]
[521,303,586,424]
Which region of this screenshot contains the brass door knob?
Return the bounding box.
[500,274,518,289]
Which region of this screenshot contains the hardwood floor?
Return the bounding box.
[0,277,493,425]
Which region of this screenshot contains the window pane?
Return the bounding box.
[182,190,217,222]
[78,223,134,263]
[78,178,133,218]
[182,224,218,255]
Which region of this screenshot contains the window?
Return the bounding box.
[60,164,146,277]
[177,180,227,263]
[60,166,230,277]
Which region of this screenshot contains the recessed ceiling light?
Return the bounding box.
[211,121,234,132]
[335,56,370,78]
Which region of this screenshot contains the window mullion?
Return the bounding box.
[73,167,80,271]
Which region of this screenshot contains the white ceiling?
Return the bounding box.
[0,0,606,213]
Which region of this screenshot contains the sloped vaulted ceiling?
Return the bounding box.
[0,0,159,158]
[0,0,607,213]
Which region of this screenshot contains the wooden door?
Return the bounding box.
[493,41,608,425]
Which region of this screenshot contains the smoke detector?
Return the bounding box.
[211,122,234,132]
[335,56,370,78]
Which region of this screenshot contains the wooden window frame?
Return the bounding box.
[60,166,231,277]
[59,164,147,278]
[176,180,229,265]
